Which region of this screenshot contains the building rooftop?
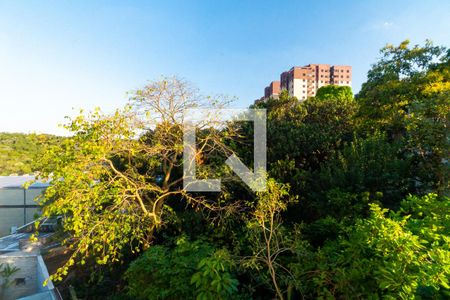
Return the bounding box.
[0,176,49,189]
[0,248,58,299]
[0,232,54,253]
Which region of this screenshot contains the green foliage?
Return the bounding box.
[315,132,410,207]
[396,193,450,246]
[357,40,450,194]
[292,195,450,299]
[315,85,353,101]
[31,41,450,299]
[357,40,449,136]
[125,237,239,300]
[264,85,357,172]
[0,132,61,175]
[36,77,238,282]
[37,108,155,282]
[0,263,20,288]
[125,236,213,299]
[191,250,239,300]
[405,93,450,193]
[300,92,358,167]
[243,179,296,299]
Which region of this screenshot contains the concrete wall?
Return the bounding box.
[36,256,54,293]
[17,290,57,300]
[0,254,38,300]
[0,253,54,300]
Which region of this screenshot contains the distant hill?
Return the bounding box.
[0,132,62,176]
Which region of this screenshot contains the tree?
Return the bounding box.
[244,179,296,300]
[36,77,237,281]
[357,40,450,194]
[357,40,448,137]
[253,86,357,174]
[314,132,411,209]
[406,91,450,195]
[315,85,353,101]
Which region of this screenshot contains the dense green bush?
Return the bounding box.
[125,236,240,300]
[291,195,450,299]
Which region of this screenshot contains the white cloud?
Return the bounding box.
[364,20,398,31]
[382,21,394,29]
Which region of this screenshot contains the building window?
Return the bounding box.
[15,278,26,286]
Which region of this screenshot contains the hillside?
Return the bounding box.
[0,132,61,175]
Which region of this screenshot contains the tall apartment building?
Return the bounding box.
[264,81,281,99]
[262,64,352,101]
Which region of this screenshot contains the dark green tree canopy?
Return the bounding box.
[315,85,353,101]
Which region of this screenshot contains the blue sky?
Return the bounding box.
[1,0,449,134]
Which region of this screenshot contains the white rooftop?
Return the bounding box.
[0,176,49,189]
